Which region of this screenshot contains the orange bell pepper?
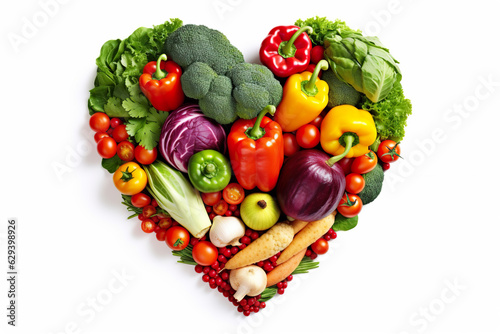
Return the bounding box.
[274,60,329,132]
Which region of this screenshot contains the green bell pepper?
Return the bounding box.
[188,149,232,193]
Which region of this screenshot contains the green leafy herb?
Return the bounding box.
[172,244,197,265]
[120,195,142,219]
[291,257,320,275]
[89,18,183,150]
[332,214,358,231]
[101,155,124,174]
[259,287,277,302]
[295,16,359,46]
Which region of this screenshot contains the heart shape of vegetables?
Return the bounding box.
[88,17,411,316]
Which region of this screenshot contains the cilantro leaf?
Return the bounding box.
[104,96,129,118]
[126,118,147,137]
[147,108,169,124]
[134,121,161,150]
[122,95,150,118]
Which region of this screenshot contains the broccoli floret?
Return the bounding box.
[227,63,283,119]
[322,69,361,108]
[181,62,217,99]
[199,75,238,124]
[165,24,244,75]
[358,164,384,205]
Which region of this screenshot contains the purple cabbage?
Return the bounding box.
[159,104,226,173]
[276,150,346,222]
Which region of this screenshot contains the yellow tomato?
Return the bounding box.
[113,162,147,195]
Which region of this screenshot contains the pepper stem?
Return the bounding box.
[326,135,355,167]
[246,105,276,140]
[303,60,329,95]
[203,163,216,176]
[153,54,168,80]
[280,26,313,58]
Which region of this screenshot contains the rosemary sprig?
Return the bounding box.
[121,195,142,219]
[172,244,197,265]
[259,287,277,302]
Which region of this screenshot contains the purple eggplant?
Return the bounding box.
[276,149,346,222]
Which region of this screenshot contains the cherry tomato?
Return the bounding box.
[110,118,123,128]
[94,132,110,144]
[158,217,173,230]
[283,133,300,157]
[112,162,147,195]
[309,112,325,129]
[135,146,158,165]
[213,199,228,216]
[165,226,190,250]
[89,112,110,132]
[337,193,363,218]
[155,229,167,242]
[117,141,135,162]
[377,140,402,163]
[201,191,222,206]
[345,173,365,194]
[311,45,325,64]
[351,151,378,174]
[296,124,320,149]
[141,219,156,233]
[382,162,391,171]
[311,238,329,255]
[97,137,117,159]
[112,124,129,143]
[142,205,156,219]
[337,157,354,175]
[222,183,245,205]
[192,241,218,266]
[131,193,151,208]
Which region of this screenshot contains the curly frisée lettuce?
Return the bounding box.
[88,19,183,150]
[361,81,412,143]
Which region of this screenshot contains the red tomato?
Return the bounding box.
[311,45,325,64]
[222,183,245,205]
[296,124,320,149]
[283,133,300,157]
[311,238,329,255]
[337,193,363,218]
[141,219,156,233]
[345,173,365,194]
[213,199,228,216]
[142,205,156,219]
[158,217,173,230]
[89,112,110,132]
[110,118,123,128]
[165,226,190,250]
[135,146,158,165]
[377,140,402,163]
[351,151,378,174]
[192,241,218,266]
[337,158,354,175]
[96,137,117,159]
[309,111,325,129]
[112,124,129,143]
[131,193,151,208]
[94,132,110,144]
[117,141,135,161]
[201,191,222,206]
[156,229,167,242]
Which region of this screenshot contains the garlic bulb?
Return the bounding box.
[229,265,267,301]
[209,216,246,248]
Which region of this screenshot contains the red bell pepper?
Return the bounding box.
[228,105,284,192]
[259,25,313,78]
[139,54,184,112]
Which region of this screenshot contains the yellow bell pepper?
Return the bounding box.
[274,60,329,132]
[320,105,377,161]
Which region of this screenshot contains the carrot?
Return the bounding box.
[225,222,294,270]
[266,248,306,287]
[290,219,308,234]
[276,212,335,265]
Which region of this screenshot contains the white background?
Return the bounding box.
[1,0,499,333]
